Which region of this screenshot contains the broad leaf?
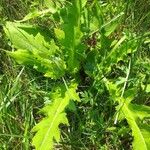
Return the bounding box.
[106,79,150,150]
[59,1,86,73]
[4,22,66,79]
[32,82,79,150]
[122,103,150,150]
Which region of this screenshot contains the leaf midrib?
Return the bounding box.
[39,98,66,150]
[123,104,148,150]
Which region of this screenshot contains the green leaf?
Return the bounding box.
[106,79,150,150]
[19,7,57,22]
[84,49,98,77]
[101,12,124,36]
[122,103,150,150]
[81,0,87,8]
[100,35,138,74]
[59,1,85,73]
[32,82,79,150]
[145,84,150,93]
[4,22,51,52]
[4,22,66,79]
[54,28,65,41]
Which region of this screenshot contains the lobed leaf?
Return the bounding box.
[4,22,66,79]
[59,0,86,73]
[32,82,79,150]
[106,79,150,150]
[122,103,150,150]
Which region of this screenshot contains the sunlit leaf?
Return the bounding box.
[32,82,79,150]
[4,22,66,79]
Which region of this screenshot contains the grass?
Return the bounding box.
[0,0,150,149]
[0,63,53,149]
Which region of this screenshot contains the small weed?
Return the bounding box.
[1,0,150,149]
